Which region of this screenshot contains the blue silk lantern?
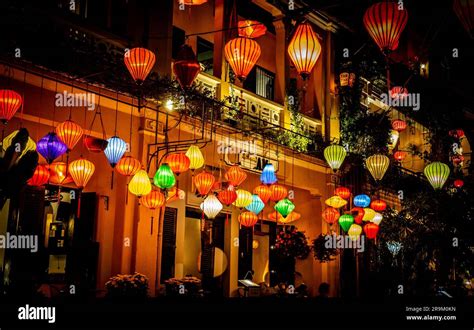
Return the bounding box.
[104,136,127,168]
[245,194,265,215]
[353,194,371,208]
[36,132,67,164]
[260,163,277,185]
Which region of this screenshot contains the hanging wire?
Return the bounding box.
[114,91,119,136]
[19,69,27,128]
[51,80,58,131]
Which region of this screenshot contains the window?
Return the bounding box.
[197,37,214,75]
[243,66,275,101]
[172,26,186,59]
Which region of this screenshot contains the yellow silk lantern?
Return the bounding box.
[233,189,253,208]
[325,195,347,209]
[185,145,205,170]
[366,154,390,181]
[362,208,376,221]
[129,169,152,197]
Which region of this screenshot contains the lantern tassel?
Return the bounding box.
[111,170,114,190]
[77,190,82,219]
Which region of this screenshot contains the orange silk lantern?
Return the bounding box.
[0,89,22,124]
[68,158,95,188]
[55,120,83,151]
[364,223,379,239]
[371,199,387,212]
[141,190,166,210]
[287,22,321,80]
[218,188,238,206]
[116,156,141,176]
[239,211,258,227]
[224,37,261,82]
[392,119,407,132]
[124,47,156,84]
[49,162,73,185]
[238,20,267,38]
[225,165,247,187]
[27,165,50,186]
[194,171,215,196]
[394,151,407,162]
[253,184,272,204]
[166,153,190,175]
[322,208,340,225]
[351,207,365,224]
[180,0,207,5]
[335,186,351,200]
[269,184,288,202]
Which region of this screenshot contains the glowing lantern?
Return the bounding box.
[394,151,407,162]
[218,188,238,206]
[104,136,127,168]
[371,199,387,212]
[325,195,347,209]
[55,120,83,151]
[124,47,156,84]
[116,156,141,176]
[233,189,253,208]
[153,163,176,189]
[2,129,36,159]
[224,37,261,82]
[194,171,215,196]
[173,44,201,89]
[366,154,390,181]
[68,158,95,188]
[388,130,399,150]
[128,169,152,197]
[253,240,259,249]
[37,132,67,164]
[454,179,464,188]
[353,194,371,208]
[185,145,204,171]
[424,162,450,190]
[260,163,277,185]
[274,198,295,217]
[335,186,351,200]
[245,194,265,215]
[267,212,284,222]
[279,212,301,224]
[239,212,258,227]
[269,184,288,202]
[166,153,190,175]
[453,0,474,38]
[324,145,347,172]
[364,223,379,239]
[253,184,271,204]
[287,22,321,80]
[322,208,340,225]
[351,207,365,224]
[0,89,22,124]
[363,1,408,53]
[180,0,207,5]
[362,208,376,222]
[141,190,165,210]
[392,119,407,132]
[200,194,223,219]
[390,87,409,99]
[348,224,362,240]
[339,214,354,233]
[27,165,50,186]
[238,20,267,38]
[225,165,247,187]
[449,129,465,139]
[371,212,383,225]
[49,162,73,185]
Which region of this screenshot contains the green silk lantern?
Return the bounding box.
[274,198,295,217]
[338,214,354,233]
[153,163,176,189]
[324,145,347,171]
[424,162,450,190]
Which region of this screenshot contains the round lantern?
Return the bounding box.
[233,189,253,208]
[173,44,201,89]
[124,47,156,84]
[362,208,376,222]
[324,145,347,172]
[238,20,267,38]
[388,130,399,150]
[166,153,190,175]
[371,199,387,212]
[424,162,450,190]
[287,22,321,80]
[366,154,390,181]
[394,151,407,162]
[200,194,223,219]
[55,120,83,151]
[225,165,247,187]
[49,162,73,185]
[141,190,165,210]
[348,224,363,240]
[129,169,152,197]
[335,186,351,200]
[253,184,271,204]
[116,156,141,176]
[218,188,238,206]
[224,37,261,82]
[0,89,22,124]
[68,158,95,188]
[153,163,176,189]
[364,223,379,239]
[322,208,340,225]
[37,132,67,164]
[185,145,205,171]
[2,129,36,159]
[194,171,215,196]
[239,212,258,227]
[454,179,464,188]
[371,212,383,226]
[325,195,347,209]
[338,214,354,233]
[274,198,295,217]
[363,1,408,53]
[104,136,127,168]
[260,163,277,185]
[269,184,288,202]
[245,194,265,215]
[27,165,50,186]
[351,207,365,224]
[353,194,371,208]
[392,119,407,132]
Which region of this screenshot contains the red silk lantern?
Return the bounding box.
[454,179,464,188]
[364,223,379,239]
[49,162,73,185]
[363,2,408,53]
[239,211,258,227]
[253,184,271,204]
[453,0,474,39]
[452,155,465,166]
[322,208,340,225]
[371,199,387,212]
[335,186,351,200]
[218,188,238,206]
[0,89,22,124]
[173,45,201,89]
[390,87,409,99]
[394,151,407,162]
[351,207,365,224]
[56,120,83,151]
[180,0,207,5]
[238,20,267,38]
[269,184,288,202]
[225,165,247,187]
[116,156,141,176]
[166,153,190,175]
[27,165,50,186]
[449,129,465,139]
[392,119,407,132]
[224,37,261,82]
[124,47,156,84]
[68,158,95,188]
[141,190,165,210]
[287,22,321,80]
[194,171,215,196]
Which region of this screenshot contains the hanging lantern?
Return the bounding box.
[363,1,408,53]
[141,190,165,210]
[173,44,201,89]
[224,37,261,82]
[348,224,363,240]
[325,195,347,209]
[129,169,152,197]
[392,119,407,132]
[449,129,465,139]
[371,212,383,226]
[153,163,176,189]
[274,198,295,217]
[287,22,321,80]
[238,20,267,38]
[0,89,22,124]
[353,194,371,208]
[424,162,450,190]
[124,47,156,84]
[269,184,288,202]
[260,163,277,185]
[186,145,205,171]
[116,156,141,176]
[366,154,390,181]
[454,179,464,188]
[279,212,301,224]
[104,136,127,168]
[253,184,272,204]
[245,194,265,215]
[27,165,50,186]
[362,208,376,222]
[338,214,354,233]
[335,186,351,200]
[36,132,67,164]
[390,87,409,99]
[324,145,347,172]
[200,194,223,219]
[351,207,365,224]
[218,187,238,206]
[166,153,190,175]
[194,171,215,196]
[371,199,387,212]
[233,189,253,208]
[225,165,247,187]
[322,208,340,225]
[364,223,379,239]
[49,162,73,185]
[267,212,284,222]
[394,151,407,162]
[2,129,36,159]
[68,158,95,188]
[453,0,474,39]
[239,211,258,227]
[55,120,83,151]
[388,130,399,150]
[180,0,207,5]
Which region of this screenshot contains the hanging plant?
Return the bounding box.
[311,234,339,263]
[274,226,310,260]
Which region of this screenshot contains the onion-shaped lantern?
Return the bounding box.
[116,156,141,176]
[335,186,351,200]
[141,190,165,210]
[239,211,259,227]
[49,162,73,185]
[153,163,176,189]
[245,194,265,215]
[253,184,272,204]
[322,208,340,225]
[0,89,22,124]
[27,165,50,186]
[238,20,267,38]
[371,199,387,212]
[225,165,247,187]
[166,153,190,175]
[37,132,67,164]
[366,154,390,181]
[185,145,205,171]
[348,224,363,240]
[104,136,127,168]
[194,171,215,196]
[324,145,347,172]
[124,47,156,84]
[269,184,288,202]
[173,44,201,89]
[424,162,450,190]
[287,22,321,80]
[129,169,152,197]
[394,151,407,162]
[371,212,383,225]
[338,214,354,233]
[362,208,376,222]
[200,194,223,219]
[274,198,295,217]
[364,223,379,239]
[454,179,464,188]
[55,120,83,151]
[233,189,253,208]
[325,195,347,208]
[353,194,371,208]
[218,187,238,206]
[69,158,95,188]
[260,163,277,185]
[392,119,407,132]
[351,207,365,224]
[224,37,261,82]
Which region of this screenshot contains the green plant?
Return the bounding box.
[312,234,339,263]
[274,226,310,259]
[105,272,149,298]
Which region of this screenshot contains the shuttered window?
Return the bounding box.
[160,207,177,283]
